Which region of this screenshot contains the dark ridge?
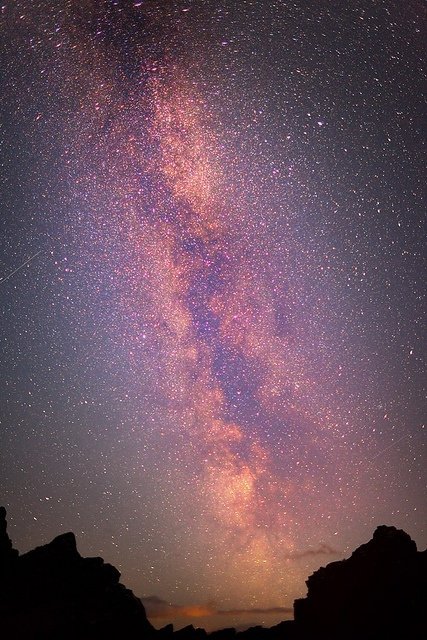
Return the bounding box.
[0,507,154,639]
[294,524,427,639]
[0,508,426,639]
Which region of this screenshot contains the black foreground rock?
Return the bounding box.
[0,507,426,639]
[294,524,427,639]
[0,507,155,639]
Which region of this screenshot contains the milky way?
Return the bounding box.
[1,0,425,631]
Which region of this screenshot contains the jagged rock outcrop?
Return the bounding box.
[233,620,296,639]
[173,624,207,639]
[0,506,18,570]
[208,629,237,639]
[294,524,427,639]
[0,507,155,639]
[158,623,175,637]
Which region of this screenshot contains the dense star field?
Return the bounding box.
[1,0,426,632]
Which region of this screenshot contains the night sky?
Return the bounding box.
[1,0,426,632]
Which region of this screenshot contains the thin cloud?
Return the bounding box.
[141,596,292,620]
[221,606,293,616]
[285,543,339,560]
[141,596,213,619]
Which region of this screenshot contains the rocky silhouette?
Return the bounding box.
[294,524,427,639]
[0,506,18,569]
[0,507,155,639]
[0,508,426,639]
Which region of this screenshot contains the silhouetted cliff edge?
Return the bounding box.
[294,524,427,639]
[1,507,426,639]
[0,507,155,639]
